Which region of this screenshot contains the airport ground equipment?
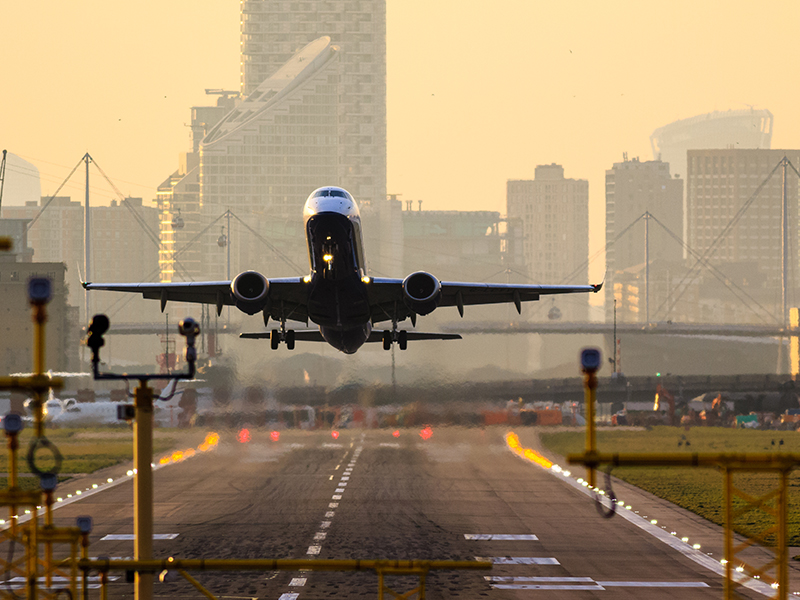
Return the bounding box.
[0,278,90,599]
[71,557,492,600]
[568,347,800,600]
[86,313,199,600]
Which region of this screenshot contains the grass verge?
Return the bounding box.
[540,426,800,546]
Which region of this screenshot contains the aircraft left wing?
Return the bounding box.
[82,278,309,321]
[367,278,602,323]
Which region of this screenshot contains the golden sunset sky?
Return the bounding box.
[2,1,799,283]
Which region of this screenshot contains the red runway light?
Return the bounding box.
[419,426,433,440]
[237,428,251,443]
[331,430,340,439]
[392,430,400,438]
[270,431,280,442]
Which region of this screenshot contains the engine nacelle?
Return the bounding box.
[402,271,442,316]
[231,271,270,315]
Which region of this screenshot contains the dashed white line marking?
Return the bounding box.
[465,534,538,541]
[340,476,350,481]
[279,594,299,600]
[477,557,559,565]
[322,443,343,448]
[494,584,603,590]
[325,511,335,518]
[379,443,400,448]
[307,546,321,555]
[289,578,307,587]
[320,521,331,529]
[314,532,327,541]
[328,503,339,508]
[332,494,342,500]
[335,488,345,493]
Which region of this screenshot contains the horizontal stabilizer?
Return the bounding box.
[239,330,462,342]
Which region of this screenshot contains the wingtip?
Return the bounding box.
[592,281,603,292]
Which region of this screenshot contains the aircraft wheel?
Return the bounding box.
[270,329,280,350]
[398,330,408,351]
[286,330,295,350]
[382,330,391,351]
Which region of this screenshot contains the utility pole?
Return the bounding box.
[644,211,650,325]
[780,156,789,374]
[83,153,92,323]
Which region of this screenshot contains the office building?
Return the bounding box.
[686,148,800,323]
[507,164,589,320]
[240,0,386,206]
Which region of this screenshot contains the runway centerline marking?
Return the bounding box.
[306,545,321,555]
[325,511,335,518]
[289,578,307,587]
[278,594,299,600]
[100,534,178,541]
[465,534,538,541]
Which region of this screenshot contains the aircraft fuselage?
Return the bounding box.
[303,187,372,353]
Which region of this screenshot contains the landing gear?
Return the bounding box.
[270,323,295,350]
[382,328,408,351]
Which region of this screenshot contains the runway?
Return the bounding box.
[46,427,756,599]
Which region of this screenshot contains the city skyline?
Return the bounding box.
[2,1,800,290]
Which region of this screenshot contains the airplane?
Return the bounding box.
[84,186,602,354]
[41,381,189,427]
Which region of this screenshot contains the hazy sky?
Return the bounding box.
[2,1,799,283]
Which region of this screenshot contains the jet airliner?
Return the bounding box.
[84,187,601,354]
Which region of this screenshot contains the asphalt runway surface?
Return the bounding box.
[46,427,763,599]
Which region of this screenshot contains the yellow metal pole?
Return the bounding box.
[32,303,46,437]
[583,370,598,488]
[81,530,90,600]
[8,432,18,535]
[45,490,53,589]
[778,469,788,600]
[134,380,155,600]
[28,505,38,600]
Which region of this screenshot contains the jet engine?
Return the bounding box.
[231,271,270,315]
[402,271,442,316]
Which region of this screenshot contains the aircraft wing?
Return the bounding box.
[367,278,602,323]
[83,278,309,320]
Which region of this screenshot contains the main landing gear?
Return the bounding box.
[270,323,295,350]
[382,328,407,351]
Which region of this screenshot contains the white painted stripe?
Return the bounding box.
[487,577,594,583]
[515,452,777,598]
[332,494,342,500]
[380,443,400,448]
[465,534,538,541]
[493,584,604,591]
[335,488,345,493]
[328,502,339,508]
[314,532,327,541]
[289,443,305,449]
[338,481,348,486]
[320,521,331,528]
[289,577,307,587]
[279,594,300,600]
[322,443,343,448]
[100,534,178,541]
[325,511,335,518]
[597,581,710,587]
[307,545,321,555]
[340,476,350,481]
[476,557,559,565]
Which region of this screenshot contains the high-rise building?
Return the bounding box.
[651,109,773,181]
[240,0,386,206]
[507,164,589,320]
[2,196,159,322]
[604,158,683,322]
[686,149,800,323]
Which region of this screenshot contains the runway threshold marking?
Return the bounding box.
[476,557,559,565]
[465,534,538,541]
[485,576,710,590]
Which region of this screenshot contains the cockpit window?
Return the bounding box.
[313,189,352,200]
